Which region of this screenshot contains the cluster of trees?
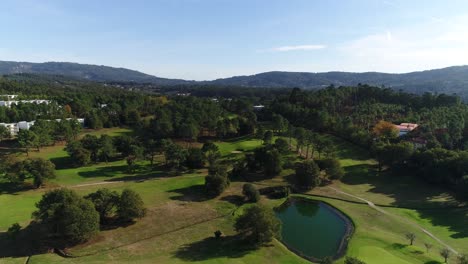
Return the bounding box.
[29,188,145,243]
[17,119,82,154]
[4,157,55,188]
[294,158,344,190]
[0,74,164,128]
[145,96,258,141]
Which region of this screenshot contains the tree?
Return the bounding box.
[0,125,10,142]
[344,257,366,264]
[440,248,451,263]
[81,134,101,162]
[205,165,229,196]
[242,183,260,202]
[8,158,56,188]
[294,127,307,153]
[99,135,116,163]
[272,114,287,134]
[255,126,265,142]
[186,148,205,169]
[295,160,321,189]
[66,141,91,167]
[424,243,433,253]
[117,189,147,222]
[234,204,281,245]
[263,130,273,145]
[318,158,344,180]
[27,158,56,188]
[7,223,21,239]
[33,188,100,243]
[126,144,144,172]
[202,142,221,168]
[373,120,399,141]
[164,141,188,169]
[405,232,416,245]
[85,188,120,222]
[274,138,289,154]
[17,129,39,155]
[264,148,282,177]
[458,254,468,264]
[144,139,163,166]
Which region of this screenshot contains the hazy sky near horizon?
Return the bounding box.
[1,0,468,80]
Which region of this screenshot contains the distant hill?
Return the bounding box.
[0,61,189,85]
[209,66,468,95]
[2,60,468,98]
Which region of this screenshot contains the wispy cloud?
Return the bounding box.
[260,44,326,53]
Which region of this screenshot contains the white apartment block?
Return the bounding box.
[0,100,51,108]
[0,118,85,136]
[0,95,18,100]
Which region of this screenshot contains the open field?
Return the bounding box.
[1,129,467,264]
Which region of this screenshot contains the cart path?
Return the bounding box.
[328,186,459,255]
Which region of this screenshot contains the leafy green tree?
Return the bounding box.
[126,144,144,172]
[117,188,147,222]
[8,158,56,188]
[242,183,260,202]
[202,142,221,168]
[319,158,344,180]
[458,254,468,264]
[144,139,163,166]
[263,148,282,177]
[295,160,321,189]
[186,148,205,169]
[0,125,10,142]
[440,248,451,263]
[99,135,116,163]
[66,141,91,167]
[255,126,265,142]
[205,165,229,196]
[234,205,281,245]
[33,188,100,243]
[405,232,416,245]
[17,129,39,155]
[81,134,101,162]
[263,130,273,145]
[274,138,289,154]
[164,141,188,169]
[27,158,56,188]
[85,188,120,221]
[30,119,54,147]
[294,127,307,153]
[272,114,287,134]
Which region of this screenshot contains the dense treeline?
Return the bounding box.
[267,85,468,198]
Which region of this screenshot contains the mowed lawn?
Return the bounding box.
[310,136,467,263]
[0,132,306,264]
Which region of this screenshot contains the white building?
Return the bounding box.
[0,123,19,135]
[18,121,35,130]
[0,100,51,108]
[0,95,18,100]
[253,105,265,110]
[0,118,85,136]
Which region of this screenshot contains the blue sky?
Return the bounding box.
[1,0,468,80]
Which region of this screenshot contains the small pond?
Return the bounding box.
[275,199,352,260]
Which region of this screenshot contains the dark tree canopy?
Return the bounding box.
[234,205,281,245]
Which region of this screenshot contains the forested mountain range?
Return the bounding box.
[2,60,468,98]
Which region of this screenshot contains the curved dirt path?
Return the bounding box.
[328,186,459,255]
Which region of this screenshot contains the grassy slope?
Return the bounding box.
[1,130,467,264]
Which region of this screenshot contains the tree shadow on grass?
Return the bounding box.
[174,235,256,261]
[168,184,211,202]
[49,156,74,170]
[0,182,32,195]
[220,195,245,206]
[0,222,79,259]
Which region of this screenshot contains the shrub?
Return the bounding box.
[117,189,147,222]
[242,183,260,202]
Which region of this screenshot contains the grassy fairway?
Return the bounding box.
[1,130,467,264]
